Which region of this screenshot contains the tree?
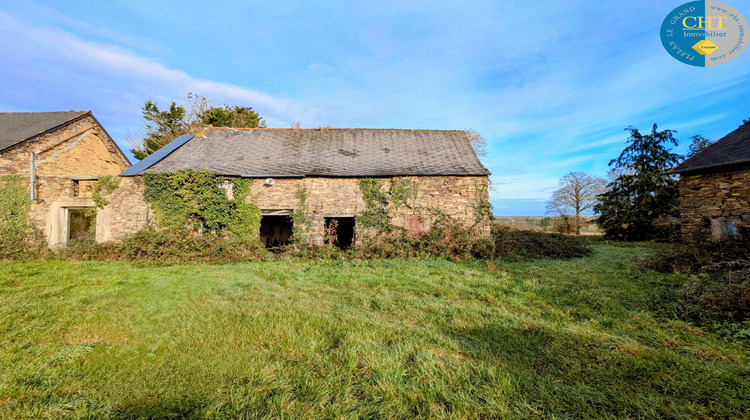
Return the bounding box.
[464,129,487,157]
[545,172,607,235]
[200,106,265,128]
[594,124,682,240]
[686,134,712,158]
[129,93,266,160]
[131,101,187,160]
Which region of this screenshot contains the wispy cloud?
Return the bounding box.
[0,11,317,139]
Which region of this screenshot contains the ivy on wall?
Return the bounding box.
[471,183,493,225]
[292,183,311,242]
[0,175,32,251]
[143,169,261,242]
[357,178,416,234]
[91,176,122,209]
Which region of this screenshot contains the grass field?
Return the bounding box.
[1,245,748,418]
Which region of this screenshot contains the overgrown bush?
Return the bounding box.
[647,238,750,342]
[0,175,46,258]
[289,223,590,262]
[646,237,749,274]
[61,229,267,264]
[489,226,591,259]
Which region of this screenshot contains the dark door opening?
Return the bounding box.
[324,217,355,249]
[68,208,95,242]
[260,215,293,248]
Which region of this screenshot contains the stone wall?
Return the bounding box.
[248,175,490,244]
[104,175,491,245]
[98,178,152,242]
[679,164,750,239]
[0,114,131,246]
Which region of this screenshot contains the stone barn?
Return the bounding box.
[672,122,750,240]
[0,111,131,246]
[118,127,492,246]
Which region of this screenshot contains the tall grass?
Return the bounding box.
[0,245,748,418]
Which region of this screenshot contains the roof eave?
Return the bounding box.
[672,158,750,174]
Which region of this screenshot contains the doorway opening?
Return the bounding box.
[68,208,96,242]
[324,217,355,249]
[260,215,293,248]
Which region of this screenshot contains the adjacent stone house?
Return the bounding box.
[118,128,492,246]
[0,111,132,246]
[672,122,750,240]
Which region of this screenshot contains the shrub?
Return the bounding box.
[61,229,267,264]
[0,175,47,258]
[646,238,749,274]
[288,223,590,262]
[647,238,750,342]
[489,226,591,259]
[677,264,750,323]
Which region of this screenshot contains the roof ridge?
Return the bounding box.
[0,110,89,115]
[207,126,466,132]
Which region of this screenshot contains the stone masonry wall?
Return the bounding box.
[103,175,490,245]
[679,165,750,238]
[0,114,131,245]
[248,175,490,245]
[98,178,152,242]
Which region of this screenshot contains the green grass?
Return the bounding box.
[0,245,748,419]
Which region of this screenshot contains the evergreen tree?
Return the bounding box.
[129,94,265,160]
[131,101,187,160]
[594,124,682,240]
[200,106,265,128]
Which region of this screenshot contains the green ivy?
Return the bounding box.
[471,183,493,225]
[227,178,261,241]
[91,176,122,209]
[143,170,260,242]
[292,183,311,243]
[358,178,416,234]
[358,178,390,232]
[0,175,32,253]
[388,178,415,209]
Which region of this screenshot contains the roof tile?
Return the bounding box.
[141,128,490,177]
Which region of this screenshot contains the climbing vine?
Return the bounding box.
[0,175,32,254]
[357,178,416,234]
[388,177,416,209]
[471,183,493,225]
[358,178,390,232]
[143,169,261,242]
[91,176,121,209]
[292,183,311,242]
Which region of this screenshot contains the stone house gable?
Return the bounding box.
[672,123,750,240]
[0,111,132,246]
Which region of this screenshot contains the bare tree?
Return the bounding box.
[464,129,487,157]
[546,172,607,235]
[686,134,713,158]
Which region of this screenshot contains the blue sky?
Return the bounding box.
[1,1,748,215]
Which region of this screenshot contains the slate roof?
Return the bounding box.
[672,123,750,174]
[0,111,89,152]
[123,128,491,177]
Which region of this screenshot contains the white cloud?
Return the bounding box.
[0,11,318,129]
